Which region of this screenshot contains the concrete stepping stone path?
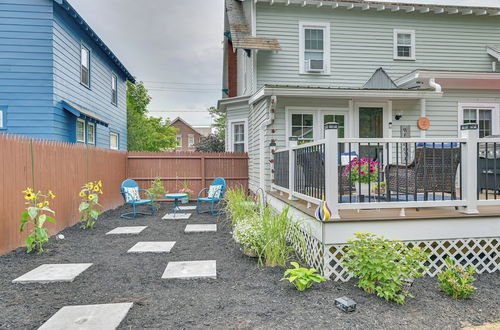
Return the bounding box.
[38,302,133,330]
[162,260,217,279]
[162,213,191,220]
[184,224,217,233]
[127,241,176,253]
[12,263,92,284]
[105,226,147,235]
[179,205,196,210]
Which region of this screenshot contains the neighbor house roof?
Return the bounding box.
[53,0,135,83]
[255,0,500,16]
[226,0,281,51]
[169,117,210,136]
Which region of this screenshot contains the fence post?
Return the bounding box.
[288,137,298,200]
[325,123,340,219]
[460,124,479,214]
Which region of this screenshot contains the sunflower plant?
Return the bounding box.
[79,180,103,229]
[20,188,56,254]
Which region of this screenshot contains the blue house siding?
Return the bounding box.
[0,0,130,150]
[0,0,55,139]
[52,3,127,149]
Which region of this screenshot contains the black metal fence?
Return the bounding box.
[274,150,289,189]
[478,141,500,200]
[294,143,325,200]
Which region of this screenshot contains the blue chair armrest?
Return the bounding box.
[197,187,209,199]
[139,189,153,201]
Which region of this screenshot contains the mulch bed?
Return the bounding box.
[0,203,499,329]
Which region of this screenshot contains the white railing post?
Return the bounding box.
[288,136,298,200]
[325,123,340,219]
[460,123,479,214]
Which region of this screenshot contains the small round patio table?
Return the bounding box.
[165,193,188,215]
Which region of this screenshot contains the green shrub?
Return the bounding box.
[281,262,326,291]
[232,215,263,255]
[78,180,103,229]
[437,256,477,299]
[148,177,166,200]
[224,187,258,226]
[342,232,429,304]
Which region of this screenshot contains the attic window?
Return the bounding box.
[394,29,415,60]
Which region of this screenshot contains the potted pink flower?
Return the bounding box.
[342,157,379,196]
[178,181,194,203]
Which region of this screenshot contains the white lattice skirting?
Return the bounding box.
[293,231,500,282]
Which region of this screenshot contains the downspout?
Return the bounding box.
[429,78,442,93]
[259,95,277,191]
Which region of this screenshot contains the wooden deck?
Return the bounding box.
[268,191,500,223]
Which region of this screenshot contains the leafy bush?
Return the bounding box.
[281,262,326,291]
[343,232,429,304]
[20,188,56,254]
[79,180,103,229]
[232,215,263,255]
[194,134,225,152]
[438,256,477,299]
[148,177,166,200]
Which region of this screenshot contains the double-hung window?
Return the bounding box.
[188,134,195,147]
[299,22,330,74]
[111,74,118,105]
[81,45,90,87]
[232,122,246,152]
[110,132,119,150]
[87,122,95,145]
[0,108,5,129]
[460,104,499,138]
[394,29,415,60]
[176,135,182,148]
[76,119,86,143]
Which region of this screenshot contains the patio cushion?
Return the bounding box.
[123,187,140,202]
[198,197,220,202]
[208,185,222,199]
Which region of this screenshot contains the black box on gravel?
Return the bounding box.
[334,296,356,313]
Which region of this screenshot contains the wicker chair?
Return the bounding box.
[385,145,461,201]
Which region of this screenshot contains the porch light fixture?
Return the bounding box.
[461,123,479,130]
[395,113,402,120]
[324,122,339,130]
[334,296,356,313]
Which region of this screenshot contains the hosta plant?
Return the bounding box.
[281,262,326,291]
[438,256,477,299]
[79,180,103,229]
[20,188,56,254]
[343,232,429,304]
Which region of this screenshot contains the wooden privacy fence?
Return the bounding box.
[0,134,127,255]
[127,151,249,197]
[0,135,248,255]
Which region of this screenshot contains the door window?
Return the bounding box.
[463,108,493,138]
[359,107,384,160]
[291,113,314,143]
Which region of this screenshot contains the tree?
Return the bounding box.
[127,81,178,151]
[194,134,225,152]
[208,106,226,140]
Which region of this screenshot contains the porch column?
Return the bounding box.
[460,124,479,214]
[324,123,340,219]
[420,99,426,138]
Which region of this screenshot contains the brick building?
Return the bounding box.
[169,117,210,151]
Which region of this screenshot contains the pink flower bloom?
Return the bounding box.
[360,171,366,176]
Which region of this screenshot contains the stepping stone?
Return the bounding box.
[105,226,147,235]
[184,224,217,233]
[127,241,176,253]
[12,263,92,284]
[38,302,133,330]
[162,260,217,279]
[162,213,191,220]
[179,205,196,210]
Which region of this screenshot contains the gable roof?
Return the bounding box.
[363,67,399,90]
[225,0,281,51]
[53,0,135,83]
[487,46,500,61]
[169,117,209,136]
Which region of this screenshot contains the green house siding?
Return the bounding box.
[256,5,500,88]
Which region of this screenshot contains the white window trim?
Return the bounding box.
[109,132,119,150]
[393,29,416,61]
[188,134,195,147]
[87,122,95,145]
[76,118,86,143]
[299,21,331,75]
[111,73,118,106]
[80,44,91,87]
[458,103,500,136]
[0,109,4,129]
[227,119,248,152]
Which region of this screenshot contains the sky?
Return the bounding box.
[70,0,499,126]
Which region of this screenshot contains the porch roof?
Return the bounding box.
[248,85,443,104]
[395,70,500,90]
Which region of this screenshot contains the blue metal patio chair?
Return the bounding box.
[196,177,227,216]
[120,179,155,219]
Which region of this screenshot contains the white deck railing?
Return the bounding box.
[271,123,500,219]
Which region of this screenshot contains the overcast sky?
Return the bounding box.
[70,0,499,126]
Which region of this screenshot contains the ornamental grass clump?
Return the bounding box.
[438,256,477,299]
[20,188,56,254]
[343,232,429,304]
[78,180,103,229]
[224,187,259,226]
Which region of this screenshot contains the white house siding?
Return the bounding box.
[248,98,269,191]
[255,4,500,88]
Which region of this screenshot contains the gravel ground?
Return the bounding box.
[0,203,499,329]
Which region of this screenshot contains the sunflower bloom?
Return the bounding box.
[98,180,102,187]
[88,194,95,201]
[37,202,43,208]
[93,186,100,192]
[79,191,85,197]
[25,193,35,201]
[44,201,50,206]
[48,190,55,199]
